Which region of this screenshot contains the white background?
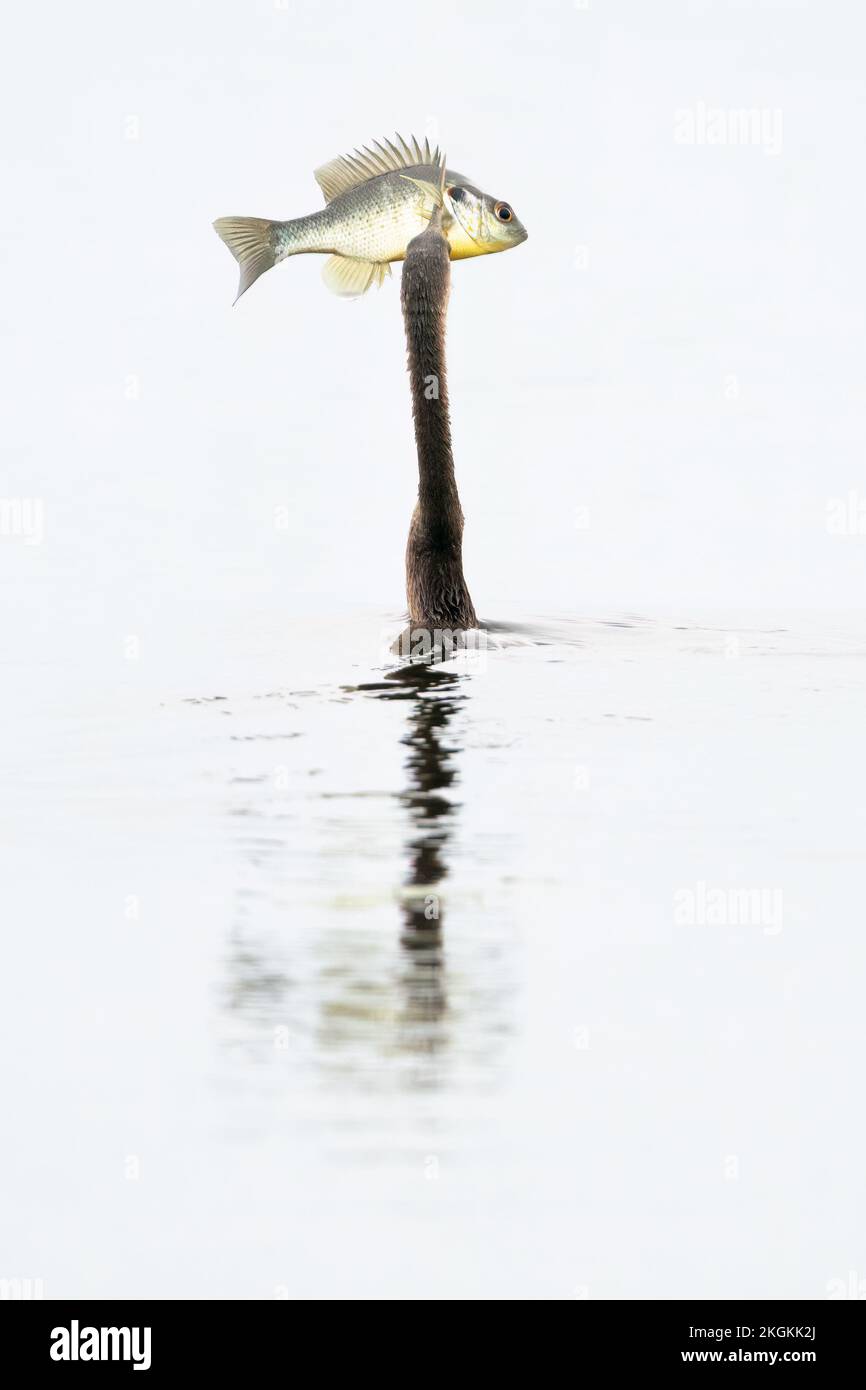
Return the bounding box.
[2,0,865,1303]
[3,0,866,619]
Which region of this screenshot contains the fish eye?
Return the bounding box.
[495,202,513,223]
[447,186,466,203]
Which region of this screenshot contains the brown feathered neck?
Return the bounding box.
[401,212,477,631]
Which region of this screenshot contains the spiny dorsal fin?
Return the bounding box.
[314,133,442,204]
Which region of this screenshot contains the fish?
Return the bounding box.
[213,133,527,303]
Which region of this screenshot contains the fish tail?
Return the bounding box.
[213,216,278,303]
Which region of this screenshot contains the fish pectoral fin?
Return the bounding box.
[321,255,389,298]
[398,174,445,213]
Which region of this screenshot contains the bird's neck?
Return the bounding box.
[401,220,476,630]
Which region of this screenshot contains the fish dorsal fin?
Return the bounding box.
[314,133,441,203]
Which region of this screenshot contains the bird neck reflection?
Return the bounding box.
[358,661,465,1037]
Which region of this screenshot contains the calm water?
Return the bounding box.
[2,605,864,1298]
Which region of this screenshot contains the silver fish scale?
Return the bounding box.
[274,167,442,264]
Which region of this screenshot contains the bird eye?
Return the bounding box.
[495,202,513,222]
[447,186,466,203]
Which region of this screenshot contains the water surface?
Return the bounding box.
[2,607,864,1298]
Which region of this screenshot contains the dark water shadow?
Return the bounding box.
[350,661,467,1042]
[217,653,515,1095]
[214,610,658,1092]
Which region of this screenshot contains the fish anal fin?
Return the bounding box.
[322,255,389,298]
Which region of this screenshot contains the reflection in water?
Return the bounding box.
[218,655,513,1096]
[355,662,466,1045]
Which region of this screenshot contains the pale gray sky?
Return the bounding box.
[2,0,865,625]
